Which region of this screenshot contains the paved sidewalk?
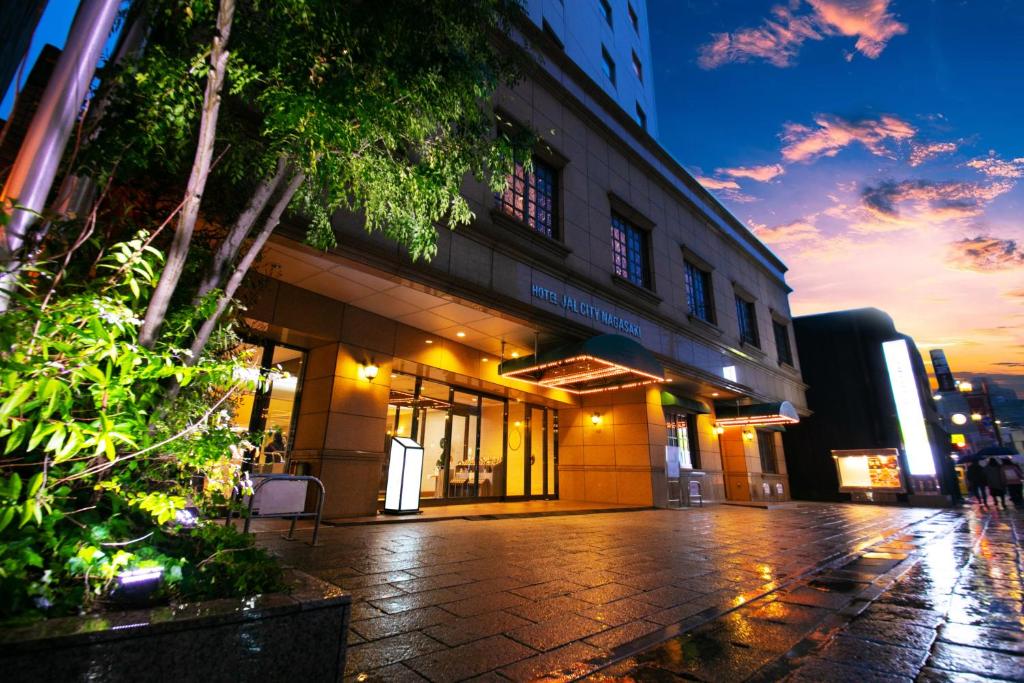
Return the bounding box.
[262,503,945,682]
[589,506,1023,682]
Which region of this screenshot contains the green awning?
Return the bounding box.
[713,400,799,426]
[661,389,710,414]
[499,334,664,394]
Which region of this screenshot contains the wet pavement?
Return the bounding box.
[260,504,1023,682]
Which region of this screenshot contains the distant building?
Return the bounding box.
[782,308,957,504]
[523,0,658,136]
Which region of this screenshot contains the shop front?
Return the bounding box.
[379,371,557,505]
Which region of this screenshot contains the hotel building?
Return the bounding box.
[232,7,808,518]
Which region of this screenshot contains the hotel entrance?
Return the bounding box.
[380,372,557,505]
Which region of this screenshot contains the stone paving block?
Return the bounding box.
[441,590,528,618]
[634,585,704,608]
[507,613,610,652]
[343,662,429,683]
[577,596,663,626]
[646,599,713,626]
[423,610,533,646]
[345,630,447,676]
[844,617,937,651]
[507,595,594,623]
[858,602,945,628]
[785,656,914,683]
[778,585,856,610]
[583,619,662,651]
[510,579,586,601]
[916,666,1000,683]
[391,573,476,594]
[816,633,929,678]
[499,641,606,681]
[404,634,536,683]
[572,582,641,605]
[330,570,418,588]
[928,641,1024,681]
[351,602,388,622]
[630,630,776,682]
[350,606,456,641]
[938,622,1024,655]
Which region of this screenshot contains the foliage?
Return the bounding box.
[0,235,281,621]
[85,0,535,261]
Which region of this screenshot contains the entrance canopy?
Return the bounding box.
[714,400,800,427]
[499,334,665,394]
[661,388,710,414]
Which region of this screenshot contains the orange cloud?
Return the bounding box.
[718,164,786,182]
[693,175,741,191]
[806,0,908,59]
[946,236,1024,272]
[860,178,1013,224]
[698,5,821,69]
[909,141,959,167]
[751,218,820,245]
[698,0,906,69]
[966,153,1024,178]
[781,114,916,163]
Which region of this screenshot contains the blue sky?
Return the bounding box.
[0,0,81,118]
[649,0,1024,388]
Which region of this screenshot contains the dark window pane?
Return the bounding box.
[736,295,759,348]
[758,431,778,474]
[685,261,714,323]
[494,157,557,238]
[773,320,793,366]
[611,214,649,288]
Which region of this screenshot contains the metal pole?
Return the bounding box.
[0,0,121,300]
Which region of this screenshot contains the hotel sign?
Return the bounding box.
[531,284,642,338]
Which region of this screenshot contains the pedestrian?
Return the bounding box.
[1001,457,1023,508]
[985,457,1007,509]
[965,460,988,508]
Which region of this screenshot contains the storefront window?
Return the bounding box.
[506,401,526,496]
[229,341,305,473]
[480,397,504,496]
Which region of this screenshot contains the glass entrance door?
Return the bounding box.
[525,405,557,498]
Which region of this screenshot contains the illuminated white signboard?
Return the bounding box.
[882,339,935,476]
[384,437,424,514]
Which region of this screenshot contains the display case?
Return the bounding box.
[832,448,905,502]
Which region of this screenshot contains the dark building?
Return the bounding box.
[783,308,956,504]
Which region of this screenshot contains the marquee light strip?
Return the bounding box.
[502,353,665,394]
[714,415,799,427]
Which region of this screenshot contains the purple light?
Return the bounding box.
[117,567,163,587]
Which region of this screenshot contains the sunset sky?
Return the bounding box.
[649,0,1024,392]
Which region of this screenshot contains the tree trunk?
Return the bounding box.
[138,0,235,347]
[193,155,289,301]
[186,169,305,363]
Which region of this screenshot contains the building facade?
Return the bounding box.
[523,0,658,136]
[234,18,805,518]
[782,309,957,504]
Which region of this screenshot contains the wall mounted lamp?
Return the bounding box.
[743,429,754,441]
[360,360,380,382]
[591,412,603,426]
[714,425,725,435]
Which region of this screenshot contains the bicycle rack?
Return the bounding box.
[225,474,326,546]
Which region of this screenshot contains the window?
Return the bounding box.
[599,0,613,27]
[541,19,564,49]
[773,320,793,366]
[635,103,647,130]
[601,45,616,85]
[735,295,759,347]
[685,261,714,323]
[628,2,639,32]
[611,213,649,288]
[758,431,778,474]
[495,156,557,238]
[666,412,701,470]
[632,50,643,82]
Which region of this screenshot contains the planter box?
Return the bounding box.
[1,569,350,682]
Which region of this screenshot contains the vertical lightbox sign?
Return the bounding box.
[882,339,935,476]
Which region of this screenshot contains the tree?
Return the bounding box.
[85,0,534,361]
